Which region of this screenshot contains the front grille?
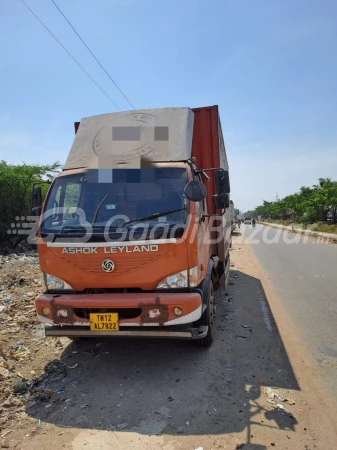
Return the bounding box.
[77,287,144,294]
[61,253,161,274]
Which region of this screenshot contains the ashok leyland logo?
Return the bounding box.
[102,259,115,273]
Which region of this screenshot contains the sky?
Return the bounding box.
[1,0,337,212]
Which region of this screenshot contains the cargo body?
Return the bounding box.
[228,201,236,232]
[34,105,231,346]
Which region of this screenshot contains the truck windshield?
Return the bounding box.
[41,168,189,240]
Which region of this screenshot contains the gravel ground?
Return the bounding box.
[0,241,336,449]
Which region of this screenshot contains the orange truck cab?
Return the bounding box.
[32,105,232,346]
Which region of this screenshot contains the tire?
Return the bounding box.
[194,280,214,347]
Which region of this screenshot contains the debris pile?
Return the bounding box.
[263,386,296,409]
[0,253,69,434]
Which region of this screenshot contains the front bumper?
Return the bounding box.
[44,325,208,339]
[35,291,203,329]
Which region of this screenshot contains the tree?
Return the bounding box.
[0,161,61,246]
[248,178,337,224]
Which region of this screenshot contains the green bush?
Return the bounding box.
[0,161,60,248]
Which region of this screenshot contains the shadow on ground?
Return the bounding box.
[232,230,242,237]
[26,270,299,449]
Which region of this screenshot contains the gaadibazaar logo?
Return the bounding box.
[7,208,232,245]
[7,216,39,243]
[7,211,330,246]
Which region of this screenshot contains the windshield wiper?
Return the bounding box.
[125,208,186,226]
[60,225,106,233]
[60,226,87,232]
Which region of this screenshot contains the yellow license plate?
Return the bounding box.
[90,313,119,331]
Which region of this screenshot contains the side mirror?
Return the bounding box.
[32,186,42,209]
[215,169,230,194]
[213,193,230,210]
[30,186,42,217]
[184,180,207,202]
[30,206,42,217]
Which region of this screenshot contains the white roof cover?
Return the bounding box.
[64,107,194,170]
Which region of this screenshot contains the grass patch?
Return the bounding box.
[311,222,337,234]
[266,219,294,226]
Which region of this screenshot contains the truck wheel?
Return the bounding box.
[195,281,214,347]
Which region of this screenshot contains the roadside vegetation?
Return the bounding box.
[259,219,337,235]
[0,161,60,250]
[245,178,337,233]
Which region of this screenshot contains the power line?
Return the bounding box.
[50,0,135,110]
[19,0,121,110]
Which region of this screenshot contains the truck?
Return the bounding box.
[31,105,231,346]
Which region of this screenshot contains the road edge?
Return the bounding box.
[244,237,337,444]
[259,221,337,244]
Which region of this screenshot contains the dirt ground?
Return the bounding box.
[1,236,337,450]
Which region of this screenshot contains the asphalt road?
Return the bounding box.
[243,223,337,402]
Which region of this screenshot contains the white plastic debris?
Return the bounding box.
[68,363,79,369]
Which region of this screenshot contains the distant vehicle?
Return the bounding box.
[244,217,252,224]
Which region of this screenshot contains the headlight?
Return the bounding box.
[156,270,188,289]
[156,265,199,289]
[43,273,73,291]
